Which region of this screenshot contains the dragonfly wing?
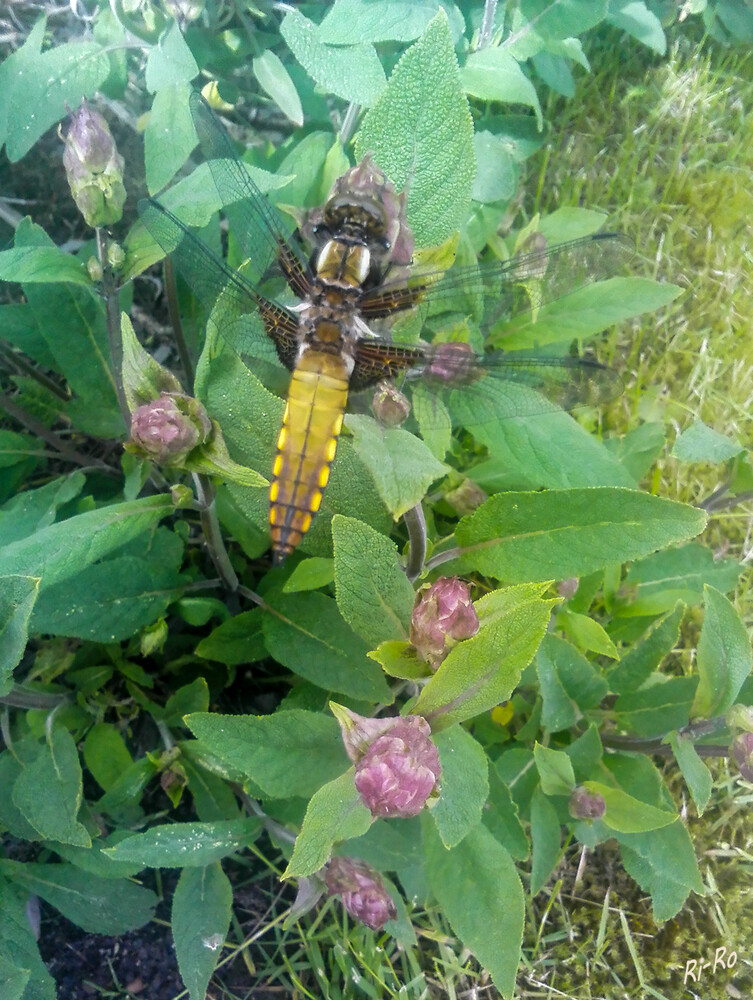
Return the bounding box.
[189,92,311,297]
[138,197,299,377]
[361,232,635,337]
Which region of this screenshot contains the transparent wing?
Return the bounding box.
[188,91,311,296]
[361,232,635,338]
[138,198,297,378]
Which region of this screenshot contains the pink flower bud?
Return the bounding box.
[129,394,211,464]
[371,381,411,427]
[426,342,476,384]
[410,577,479,668]
[732,732,753,782]
[323,857,397,930]
[569,787,606,821]
[557,578,579,600]
[354,716,440,818]
[62,101,125,227]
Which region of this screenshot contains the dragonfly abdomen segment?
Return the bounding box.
[270,350,349,562]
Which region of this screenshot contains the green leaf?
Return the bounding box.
[607,602,684,694]
[263,591,392,701]
[319,0,439,43]
[104,819,261,867]
[0,473,85,546]
[0,877,57,1000]
[462,47,543,129]
[583,782,677,833]
[453,488,706,582]
[606,1,667,55]
[2,860,156,934]
[0,246,91,286]
[614,676,697,738]
[253,51,303,126]
[346,416,447,520]
[565,724,603,782]
[432,727,488,848]
[0,19,110,161]
[196,609,267,666]
[8,221,123,438]
[520,0,608,39]
[483,768,529,860]
[471,131,519,204]
[0,576,39,696]
[470,411,636,491]
[691,585,752,717]
[0,494,174,591]
[355,10,475,247]
[616,820,704,921]
[537,634,608,733]
[561,610,619,659]
[498,277,682,351]
[284,770,372,879]
[605,421,665,482]
[83,723,133,793]
[425,820,524,998]
[414,595,554,728]
[671,418,743,463]
[31,550,185,642]
[332,516,415,648]
[280,9,386,106]
[145,20,199,91]
[12,727,90,846]
[186,710,347,798]
[0,957,30,1000]
[620,543,740,615]
[172,864,232,1000]
[668,732,713,816]
[0,748,41,841]
[145,82,196,193]
[530,788,561,894]
[368,639,428,680]
[283,557,335,593]
[534,743,575,796]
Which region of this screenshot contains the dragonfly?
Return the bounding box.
[139,92,633,564]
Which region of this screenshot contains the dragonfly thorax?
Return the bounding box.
[315,237,372,289]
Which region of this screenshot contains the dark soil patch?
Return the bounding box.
[39,907,182,1000]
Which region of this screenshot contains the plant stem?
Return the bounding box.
[163,256,195,391]
[601,715,729,757]
[339,103,361,145]
[193,473,239,591]
[403,503,427,582]
[477,0,499,49]
[0,342,70,400]
[0,686,69,710]
[95,227,130,427]
[0,392,118,474]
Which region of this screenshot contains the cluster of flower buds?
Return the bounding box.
[62,101,126,228]
[128,393,212,465]
[569,786,606,821]
[323,856,397,930]
[409,577,479,669]
[334,706,441,819]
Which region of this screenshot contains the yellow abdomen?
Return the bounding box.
[270,349,349,562]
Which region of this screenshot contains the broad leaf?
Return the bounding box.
[186,710,347,798]
[583,782,677,833]
[671,417,743,463]
[145,20,199,91]
[691,585,752,717]
[0,575,39,696]
[145,82,196,193]
[668,732,713,816]
[332,515,415,648]
[616,821,704,921]
[453,488,706,582]
[425,820,524,998]
[432,727,489,848]
[253,51,303,126]
[355,10,475,247]
[172,864,232,1000]
[534,743,575,796]
[285,770,372,879]
[530,788,561,894]
[105,819,261,867]
[462,47,543,129]
[281,9,386,106]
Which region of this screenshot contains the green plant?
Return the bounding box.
[1,3,751,999]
